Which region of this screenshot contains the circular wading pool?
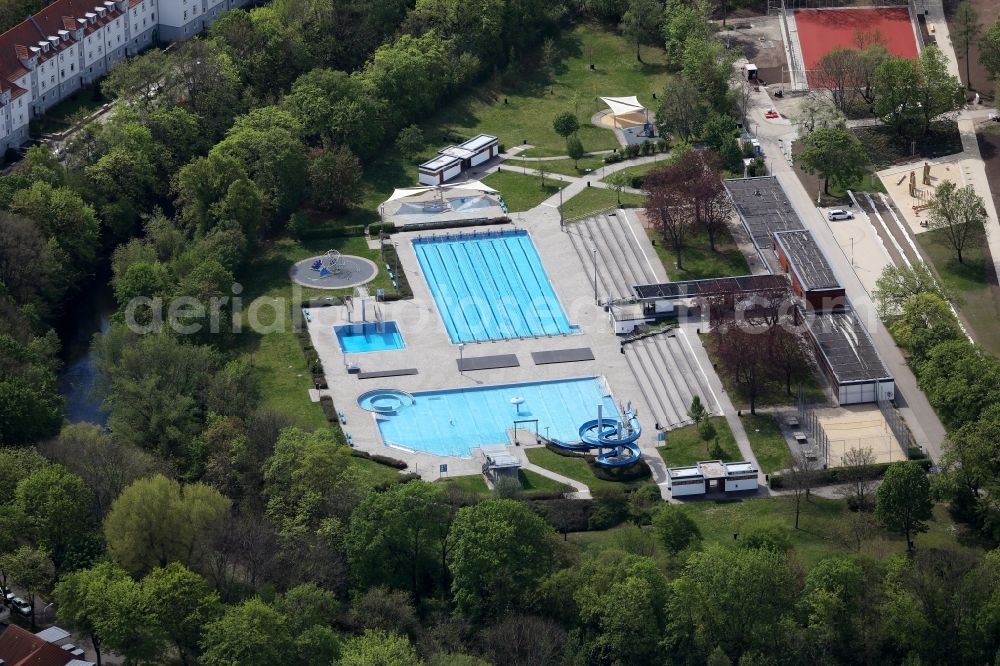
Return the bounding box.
[289,254,378,289]
[358,389,415,414]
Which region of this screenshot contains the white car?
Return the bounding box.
[827,209,854,221]
[11,596,32,617]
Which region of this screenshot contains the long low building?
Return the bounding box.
[0,0,249,153]
[772,229,846,311]
[805,309,895,404]
[418,134,499,185]
[667,459,759,497]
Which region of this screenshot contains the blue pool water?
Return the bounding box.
[334,321,405,353]
[361,377,619,457]
[413,229,578,343]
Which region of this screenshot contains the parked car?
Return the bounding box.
[1,586,14,604]
[11,597,32,617]
[827,209,854,221]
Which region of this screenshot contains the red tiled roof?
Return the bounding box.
[0,625,74,666]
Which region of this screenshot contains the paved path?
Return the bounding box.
[517,451,593,499]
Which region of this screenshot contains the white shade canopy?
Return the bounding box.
[599,95,645,116]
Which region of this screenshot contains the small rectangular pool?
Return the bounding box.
[367,377,619,457]
[334,321,405,353]
[413,229,578,343]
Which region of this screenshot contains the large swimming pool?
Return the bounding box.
[360,377,619,457]
[413,229,578,343]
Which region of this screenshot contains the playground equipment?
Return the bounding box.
[550,402,642,467]
[310,250,344,277]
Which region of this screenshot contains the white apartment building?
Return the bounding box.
[0,0,249,152]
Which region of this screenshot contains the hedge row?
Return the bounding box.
[603,138,669,164]
[350,448,408,470]
[768,458,933,489]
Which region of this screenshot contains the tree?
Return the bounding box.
[200,598,295,666]
[104,475,231,576]
[710,324,772,414]
[396,125,425,161]
[796,127,868,196]
[786,451,815,530]
[838,446,878,511]
[536,162,550,188]
[872,262,949,319]
[927,181,987,264]
[448,499,557,620]
[478,614,567,666]
[666,545,797,659]
[768,325,810,396]
[953,2,980,89]
[917,340,1000,430]
[13,464,93,567]
[816,47,859,111]
[0,211,57,305]
[346,481,452,600]
[620,0,662,62]
[0,546,54,626]
[143,563,223,666]
[793,93,846,135]
[552,111,580,139]
[605,170,630,206]
[873,57,921,136]
[652,504,702,554]
[54,562,130,666]
[688,396,707,427]
[916,45,965,136]
[876,461,933,551]
[102,49,170,113]
[644,165,695,269]
[566,134,585,169]
[980,18,1000,81]
[308,145,363,212]
[656,83,704,141]
[890,293,963,362]
[339,630,421,666]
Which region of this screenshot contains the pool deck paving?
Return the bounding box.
[308,204,687,496]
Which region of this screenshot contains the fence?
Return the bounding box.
[878,397,918,454]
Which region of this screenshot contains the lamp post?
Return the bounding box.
[592,247,598,304]
[458,343,465,372]
[849,236,855,267]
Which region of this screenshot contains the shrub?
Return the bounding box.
[769,459,932,488]
[588,488,630,530]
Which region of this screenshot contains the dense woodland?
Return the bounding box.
[2,0,1000,664]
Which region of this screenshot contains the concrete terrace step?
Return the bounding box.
[664,332,716,416]
[593,213,647,291]
[608,211,658,285]
[647,335,695,423]
[625,341,682,428]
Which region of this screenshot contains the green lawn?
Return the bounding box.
[600,159,668,183]
[505,155,607,177]
[657,417,741,467]
[31,85,105,133]
[419,22,671,157]
[742,414,791,473]
[524,447,651,491]
[481,170,567,212]
[562,187,646,220]
[235,236,392,428]
[351,456,406,488]
[645,225,750,281]
[437,475,490,496]
[568,498,982,569]
[519,469,573,494]
[916,228,1000,357]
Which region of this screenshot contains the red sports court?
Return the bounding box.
[795,7,919,74]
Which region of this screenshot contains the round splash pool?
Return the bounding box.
[358,389,415,414]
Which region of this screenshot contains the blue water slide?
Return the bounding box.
[549,406,642,467]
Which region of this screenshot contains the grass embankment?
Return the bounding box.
[742,413,792,473]
[657,417,741,467]
[569,498,982,569]
[437,471,572,497]
[916,227,1000,357]
[645,226,750,282]
[524,447,652,492]
[562,187,646,220]
[504,156,607,177]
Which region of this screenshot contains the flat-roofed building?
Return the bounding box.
[772,229,846,312]
[418,134,499,185]
[667,459,760,497]
[804,308,895,404]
